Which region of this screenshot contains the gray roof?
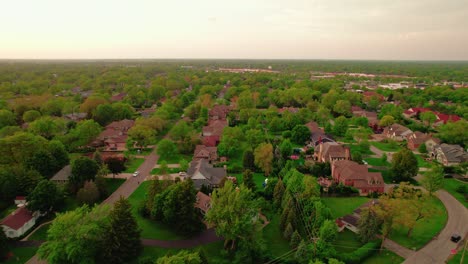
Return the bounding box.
[341,214,359,227]
[187,159,226,189]
[437,144,468,163]
[51,165,71,182]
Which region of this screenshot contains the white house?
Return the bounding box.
[1,206,39,238]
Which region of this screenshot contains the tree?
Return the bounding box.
[391,149,418,182]
[38,205,110,264]
[243,150,255,171]
[333,116,348,137]
[28,117,65,139]
[273,179,285,208]
[48,140,69,169]
[128,125,155,150]
[80,96,108,116]
[254,143,273,176]
[420,111,437,127]
[159,161,169,175]
[358,207,382,243]
[279,139,293,159]
[242,169,256,191]
[112,103,135,121]
[155,251,202,264]
[0,229,8,261]
[106,157,126,176]
[62,120,102,150]
[25,150,58,178]
[422,166,444,196]
[70,157,99,188]
[295,240,311,264]
[205,181,259,250]
[0,109,16,129]
[179,159,189,172]
[93,104,114,125]
[27,180,62,214]
[291,125,311,145]
[418,143,427,154]
[437,120,468,146]
[76,181,100,205]
[22,110,41,122]
[290,230,301,248]
[352,151,363,164]
[379,115,395,127]
[157,139,178,159]
[101,197,142,264]
[333,100,352,116]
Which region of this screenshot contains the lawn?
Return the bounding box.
[61,195,79,212]
[364,157,390,167]
[231,172,267,190]
[321,197,370,219]
[263,214,291,258]
[347,144,373,155]
[368,168,393,183]
[157,154,191,165]
[334,230,363,253]
[127,181,183,240]
[416,155,431,168]
[443,178,468,208]
[389,196,447,250]
[124,158,145,173]
[28,223,51,241]
[5,247,38,264]
[151,167,181,175]
[370,142,401,152]
[104,178,126,195]
[361,250,404,264]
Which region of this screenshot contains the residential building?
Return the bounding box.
[406,132,440,151]
[383,123,412,141]
[202,120,227,137]
[305,121,335,147]
[187,159,227,189]
[51,165,71,185]
[209,105,231,120]
[92,119,135,151]
[351,107,379,127]
[1,206,40,238]
[431,144,468,166]
[193,145,218,163]
[403,108,461,126]
[331,160,384,195]
[314,142,350,163]
[195,192,211,215]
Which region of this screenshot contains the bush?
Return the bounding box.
[456,185,467,194]
[282,130,292,139]
[340,241,380,264]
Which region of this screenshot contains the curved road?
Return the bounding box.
[403,190,468,264]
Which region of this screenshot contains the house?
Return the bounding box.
[383,123,412,141]
[305,121,335,147]
[314,142,350,163]
[351,108,379,127]
[336,199,379,233]
[14,196,26,205]
[51,165,72,185]
[1,206,40,238]
[431,144,468,166]
[278,107,299,114]
[202,120,227,137]
[203,135,220,147]
[195,192,211,215]
[331,160,384,195]
[406,132,440,151]
[187,159,227,189]
[209,105,231,120]
[194,145,218,163]
[92,119,135,151]
[403,108,461,126]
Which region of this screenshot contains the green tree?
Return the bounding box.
[179,159,189,172]
[155,250,202,264]
[280,139,293,159]
[27,179,62,214]
[25,150,58,178]
[93,104,114,125]
[157,139,178,159]
[101,197,142,263]
[379,115,395,127]
[283,222,294,241]
[254,143,273,176]
[358,207,382,243]
[243,150,255,171]
[242,169,256,191]
[106,157,126,176]
[159,160,169,175]
[112,103,135,121]
[290,230,301,248]
[38,205,110,264]
[22,110,41,123]
[76,181,100,205]
[128,125,156,150]
[48,140,69,169]
[0,109,16,129]
[273,179,285,208]
[437,120,468,146]
[418,143,427,153]
[71,157,99,188]
[0,228,8,261]
[333,116,348,137]
[291,125,311,145]
[391,149,418,182]
[28,116,65,139]
[421,166,444,196]
[333,100,352,116]
[420,111,437,127]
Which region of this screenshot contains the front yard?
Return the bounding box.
[370,141,401,152]
[124,158,145,173]
[443,178,468,208]
[321,197,370,219]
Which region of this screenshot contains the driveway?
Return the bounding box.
[402,190,468,264]
[369,145,394,162]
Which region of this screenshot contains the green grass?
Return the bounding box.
[415,155,431,168]
[128,181,183,240]
[262,214,291,257]
[124,158,145,173]
[61,195,79,212]
[371,142,401,152]
[361,250,404,264]
[231,172,267,190]
[443,179,468,208]
[5,247,38,264]
[334,230,363,253]
[68,152,83,161]
[364,157,390,167]
[28,223,51,241]
[368,168,393,183]
[347,144,373,155]
[104,178,126,194]
[127,148,154,156]
[322,197,370,219]
[150,168,181,175]
[157,154,191,164]
[389,196,447,250]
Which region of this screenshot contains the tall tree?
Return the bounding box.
[27,180,62,214]
[0,229,8,262]
[128,125,156,150]
[420,111,437,127]
[273,179,285,208]
[379,115,395,127]
[157,139,178,159]
[358,207,382,243]
[243,150,255,171]
[101,197,142,263]
[391,148,418,182]
[279,139,293,159]
[242,169,256,191]
[0,109,16,129]
[76,181,100,205]
[106,157,126,176]
[254,143,273,176]
[421,166,444,196]
[291,125,311,145]
[70,157,99,188]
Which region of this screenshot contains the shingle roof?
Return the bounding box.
[437,144,468,163]
[0,207,34,230]
[188,159,227,188]
[51,165,71,182]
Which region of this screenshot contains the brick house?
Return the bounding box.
[314,142,350,163]
[194,145,218,163]
[92,119,135,151]
[331,160,384,195]
[305,121,335,147]
[383,123,412,141]
[406,132,440,151]
[209,105,231,120]
[202,120,227,137]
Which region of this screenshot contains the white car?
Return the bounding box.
[178,172,187,177]
[132,171,140,177]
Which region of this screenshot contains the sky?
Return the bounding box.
[1,0,468,60]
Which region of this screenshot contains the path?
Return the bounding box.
[21,221,53,241]
[369,145,395,162]
[382,238,414,259]
[403,190,468,264]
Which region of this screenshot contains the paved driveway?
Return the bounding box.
[403,190,468,264]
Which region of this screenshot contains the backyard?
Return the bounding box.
[262,214,292,258]
[370,141,401,152]
[28,223,51,241]
[157,154,191,165]
[231,172,267,190]
[362,250,404,264]
[4,247,38,264]
[443,178,468,208]
[321,197,370,219]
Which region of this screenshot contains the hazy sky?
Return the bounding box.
[1,0,467,60]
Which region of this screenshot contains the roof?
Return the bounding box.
[209,105,231,119]
[202,120,227,136]
[194,145,218,161]
[333,160,384,189]
[187,159,227,188]
[384,123,412,137]
[316,142,349,160]
[341,214,359,227]
[195,192,211,213]
[110,92,127,102]
[203,135,220,147]
[1,207,34,230]
[436,144,468,163]
[305,121,323,134]
[106,119,135,130]
[51,165,71,182]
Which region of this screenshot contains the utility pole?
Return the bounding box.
[460,236,467,264]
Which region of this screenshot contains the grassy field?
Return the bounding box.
[28,223,51,241]
[334,230,363,253]
[124,158,145,173]
[362,250,404,264]
[368,168,393,183]
[370,142,401,152]
[348,144,373,155]
[262,214,291,258]
[231,172,267,190]
[322,197,370,219]
[389,196,447,250]
[151,167,181,175]
[4,247,38,264]
[416,155,431,168]
[365,157,390,167]
[157,154,191,164]
[104,178,126,194]
[443,179,468,208]
[127,181,183,240]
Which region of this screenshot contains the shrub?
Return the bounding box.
[340,241,380,264]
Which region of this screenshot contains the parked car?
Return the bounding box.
[178,172,187,177]
[451,234,461,243]
[133,171,140,177]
